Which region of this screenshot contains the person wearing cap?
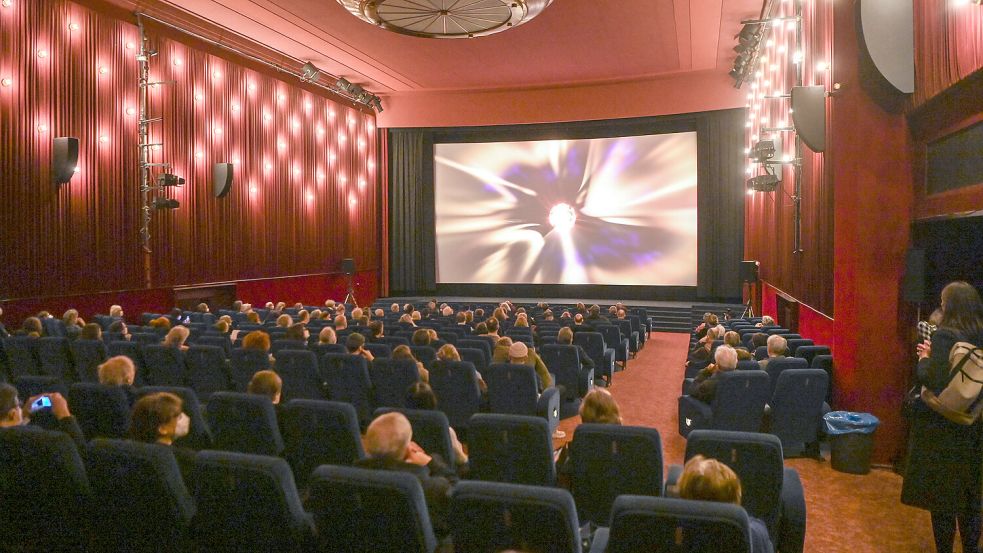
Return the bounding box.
[507,340,553,392]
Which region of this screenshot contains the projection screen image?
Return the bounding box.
[434,132,698,286]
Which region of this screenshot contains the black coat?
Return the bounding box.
[902,327,983,512]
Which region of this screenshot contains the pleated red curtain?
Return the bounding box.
[0,0,379,300]
[913,0,983,107]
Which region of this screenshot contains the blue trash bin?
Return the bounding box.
[824,411,880,474]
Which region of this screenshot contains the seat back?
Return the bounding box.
[137,385,213,450]
[190,451,313,552]
[281,399,364,485]
[811,354,834,402]
[142,345,188,387]
[271,339,307,356]
[85,439,195,551]
[195,335,232,357]
[307,465,437,553]
[449,481,581,553]
[4,336,41,378]
[736,359,760,371]
[229,348,272,392]
[409,345,436,363]
[205,392,284,456]
[770,369,829,450]
[108,340,147,381]
[603,495,751,553]
[764,357,809,397]
[369,358,420,408]
[570,424,664,525]
[185,344,231,402]
[796,345,831,366]
[364,342,391,359]
[710,371,770,433]
[784,338,814,356]
[38,336,74,379]
[458,338,492,361]
[373,407,456,469]
[753,345,768,360]
[275,350,327,401]
[378,336,410,348]
[484,363,541,416]
[428,360,483,430]
[68,382,132,440]
[41,317,67,337]
[14,375,68,402]
[458,347,488,373]
[540,344,585,400]
[468,413,556,486]
[319,353,374,426]
[0,426,91,550]
[685,430,784,533]
[71,339,108,382]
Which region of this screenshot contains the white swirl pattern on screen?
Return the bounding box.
[434,132,698,285]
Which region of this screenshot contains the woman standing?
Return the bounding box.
[902,281,983,553]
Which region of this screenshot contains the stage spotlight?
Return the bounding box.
[335,77,353,92]
[738,23,761,47]
[548,203,577,232]
[749,140,776,162]
[370,96,383,112]
[152,197,180,209]
[157,173,185,187]
[747,173,780,192]
[300,62,320,83]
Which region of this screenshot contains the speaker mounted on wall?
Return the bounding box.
[52,137,79,186]
[213,163,234,198]
[341,258,355,275]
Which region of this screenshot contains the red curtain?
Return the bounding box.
[0,0,380,301]
[914,0,983,106]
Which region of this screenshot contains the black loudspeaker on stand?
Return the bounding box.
[341,258,358,307]
[740,260,760,318]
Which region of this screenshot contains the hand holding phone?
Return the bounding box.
[29,396,52,413]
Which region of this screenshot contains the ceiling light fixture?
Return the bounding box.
[336,0,554,39]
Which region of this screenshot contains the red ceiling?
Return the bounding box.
[107,0,761,95]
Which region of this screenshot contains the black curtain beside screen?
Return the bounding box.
[388,109,745,301]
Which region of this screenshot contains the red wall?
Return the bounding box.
[760,282,835,356]
[236,271,380,311]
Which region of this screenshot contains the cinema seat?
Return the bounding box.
[137,385,213,451]
[68,382,132,440]
[428,359,483,432]
[468,413,556,487]
[677,371,770,438]
[320,353,375,427]
[206,392,283,456]
[281,399,365,486]
[369,358,421,409]
[768,369,829,457]
[484,363,560,435]
[275,349,328,401]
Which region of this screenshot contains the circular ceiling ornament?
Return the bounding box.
[336,0,553,39]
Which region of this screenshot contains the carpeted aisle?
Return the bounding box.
[552,331,942,553]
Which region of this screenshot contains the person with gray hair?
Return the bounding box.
[355,412,458,538]
[691,345,739,404]
[759,335,788,370]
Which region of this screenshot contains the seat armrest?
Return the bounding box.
[779,467,807,553]
[579,368,595,396]
[681,378,694,396]
[664,464,684,496]
[677,395,713,437]
[537,386,561,434]
[588,527,610,553]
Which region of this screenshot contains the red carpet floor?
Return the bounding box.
[552,332,944,553]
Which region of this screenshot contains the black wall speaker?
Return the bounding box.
[739,260,760,283]
[52,137,79,185]
[341,258,355,274]
[902,248,926,303]
[213,163,234,198]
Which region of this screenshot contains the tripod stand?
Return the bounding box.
[343,272,359,307]
[740,280,756,319]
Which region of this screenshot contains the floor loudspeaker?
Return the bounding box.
[213,163,234,198]
[341,258,355,274]
[902,248,926,303]
[739,260,760,283]
[52,137,79,185]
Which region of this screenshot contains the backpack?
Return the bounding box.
[921,341,983,425]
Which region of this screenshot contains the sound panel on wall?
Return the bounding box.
[52,137,79,185]
[213,163,234,198]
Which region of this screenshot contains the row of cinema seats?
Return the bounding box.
[0,409,805,552]
[678,317,835,456]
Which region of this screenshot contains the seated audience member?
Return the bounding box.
[750,332,769,350]
[491,337,514,364]
[492,307,508,323]
[758,335,788,370]
[355,412,458,538]
[245,310,262,325]
[195,303,210,314]
[557,327,596,371]
[265,302,276,311]
[412,329,433,347]
[62,309,84,339]
[575,302,587,315]
[473,308,485,321]
[247,370,284,422]
[756,315,776,328]
[374,308,385,319]
[318,327,337,345]
[572,313,589,329]
[694,313,719,340]
[212,320,230,336]
[324,299,336,310]
[80,322,103,341]
[242,330,274,366]
[346,332,374,362]
[724,331,753,361]
[436,344,485,392]
[677,455,774,553]
[108,319,131,341]
[411,311,422,323]
[485,317,501,338]
[350,308,364,323]
[275,302,287,313]
[309,309,322,321]
[296,310,311,325]
[276,314,293,328]
[98,356,139,405]
[687,326,720,365]
[608,305,619,317]
[403,303,414,315]
[232,300,243,313]
[368,321,385,341]
[334,315,348,331]
[514,314,530,328]
[398,314,416,327]
[109,304,124,319]
[162,326,190,351]
[441,305,454,318]
[284,323,308,342]
[148,316,172,331]
[586,305,608,325]
[393,344,429,382]
[405,381,468,467]
[473,322,489,336]
[391,303,400,313]
[556,387,623,474]
[507,341,553,391]
[16,316,43,337]
[542,309,555,322]
[130,392,196,481]
[0,384,85,448]
[691,345,739,404]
